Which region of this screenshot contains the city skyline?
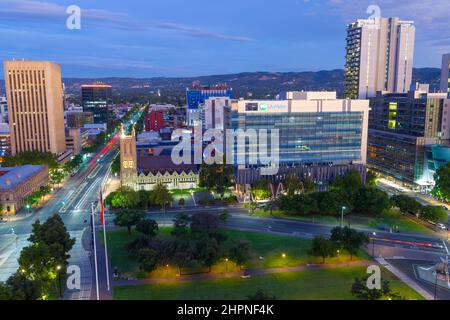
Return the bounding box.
[0,0,449,78]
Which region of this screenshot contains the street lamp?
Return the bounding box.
[225,258,229,272]
[282,253,286,259]
[56,265,62,298]
[372,232,377,257]
[26,204,31,214]
[341,206,346,228]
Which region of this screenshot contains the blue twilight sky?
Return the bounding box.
[0,0,449,78]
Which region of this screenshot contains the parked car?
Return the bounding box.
[436,223,447,230]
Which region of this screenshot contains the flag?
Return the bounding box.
[100,190,105,225]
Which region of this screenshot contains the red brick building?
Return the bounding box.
[145,111,166,131]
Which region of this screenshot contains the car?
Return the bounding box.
[436,223,447,230]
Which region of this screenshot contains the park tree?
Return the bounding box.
[228,240,251,270]
[172,213,190,238]
[18,243,59,297]
[285,174,302,197]
[433,162,450,201]
[199,162,234,197]
[420,206,448,224]
[331,170,362,195]
[137,248,159,273]
[391,195,423,215]
[308,236,337,263]
[366,170,379,186]
[136,219,159,237]
[314,190,351,216]
[171,239,195,276]
[150,183,173,211]
[28,215,75,267]
[1,273,42,300]
[193,236,220,273]
[190,212,219,235]
[114,210,144,234]
[351,276,401,300]
[330,227,369,260]
[353,187,391,216]
[302,177,315,194]
[251,180,271,200]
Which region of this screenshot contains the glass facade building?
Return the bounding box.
[231,112,364,165]
[186,85,233,110]
[81,84,112,125]
[367,90,449,189]
[230,96,370,186]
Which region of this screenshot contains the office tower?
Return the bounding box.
[440,54,450,96]
[367,87,449,190]
[0,123,11,162]
[232,92,370,188]
[186,84,233,127]
[203,97,232,130]
[345,17,415,99]
[66,111,94,128]
[0,96,8,123]
[4,60,66,156]
[81,83,112,125]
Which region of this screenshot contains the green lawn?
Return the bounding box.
[108,228,367,279]
[113,266,423,300]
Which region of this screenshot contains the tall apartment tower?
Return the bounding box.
[4,61,66,156]
[345,17,415,99]
[440,54,450,96]
[120,126,137,189]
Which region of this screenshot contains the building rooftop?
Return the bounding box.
[137,155,199,175]
[0,165,47,190]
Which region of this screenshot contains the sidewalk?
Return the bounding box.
[376,257,434,300]
[114,260,371,287]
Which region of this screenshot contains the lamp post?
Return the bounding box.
[26,204,31,214]
[372,232,377,257]
[225,258,229,273]
[341,206,346,228]
[56,265,62,298]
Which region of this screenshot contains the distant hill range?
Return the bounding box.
[0,68,442,99]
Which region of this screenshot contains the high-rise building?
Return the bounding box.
[231,92,370,189]
[66,111,94,128]
[81,83,112,125]
[4,60,66,156]
[203,97,232,130]
[345,17,415,99]
[0,96,8,123]
[367,87,450,190]
[440,54,450,96]
[186,84,233,127]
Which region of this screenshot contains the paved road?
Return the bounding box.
[145,207,450,257]
[0,136,119,296]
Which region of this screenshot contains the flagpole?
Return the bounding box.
[91,202,100,300]
[101,189,111,292]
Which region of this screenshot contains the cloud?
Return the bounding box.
[0,0,254,42]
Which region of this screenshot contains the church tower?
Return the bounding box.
[120,125,137,190]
